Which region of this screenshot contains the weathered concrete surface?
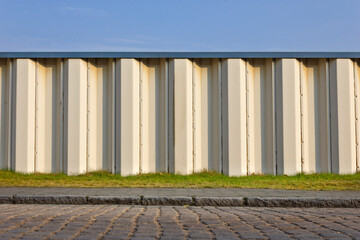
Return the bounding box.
[1,57,360,176]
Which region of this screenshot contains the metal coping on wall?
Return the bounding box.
[0,52,360,59]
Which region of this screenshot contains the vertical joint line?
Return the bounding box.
[139,59,143,174]
[218,59,223,174]
[60,59,64,173]
[272,59,277,175]
[165,59,169,173]
[299,59,304,173]
[192,60,196,173]
[8,59,13,170]
[34,59,39,172]
[112,59,116,173]
[86,59,90,173]
[326,59,332,173]
[353,60,359,172]
[245,59,249,175]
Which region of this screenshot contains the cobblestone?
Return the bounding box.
[0,205,359,239]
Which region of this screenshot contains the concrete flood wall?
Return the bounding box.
[0,57,359,176]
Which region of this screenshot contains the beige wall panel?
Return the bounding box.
[330,59,356,174]
[173,59,193,174]
[193,60,203,171]
[193,59,221,172]
[35,59,62,173]
[14,59,36,173]
[65,59,87,175]
[35,63,46,172]
[140,60,150,173]
[120,59,140,176]
[140,59,167,173]
[275,59,301,175]
[301,59,330,173]
[222,59,247,176]
[87,59,113,172]
[0,56,359,176]
[247,59,274,174]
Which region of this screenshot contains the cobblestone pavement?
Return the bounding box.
[0,205,359,240]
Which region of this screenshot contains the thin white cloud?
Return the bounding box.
[58,6,107,16]
[104,38,146,44]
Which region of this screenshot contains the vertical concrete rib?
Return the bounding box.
[139,59,144,173]
[14,59,36,173]
[159,58,168,172]
[330,59,356,174]
[58,59,64,173]
[111,59,116,174]
[172,59,193,174]
[247,59,275,174]
[265,58,275,174]
[272,59,277,174]
[87,59,113,172]
[222,59,247,176]
[193,59,203,172]
[218,59,223,173]
[120,59,140,176]
[168,59,175,173]
[140,59,151,173]
[355,60,360,172]
[115,59,121,174]
[64,59,87,175]
[140,58,167,173]
[318,59,331,172]
[192,59,221,172]
[211,58,221,172]
[301,59,330,173]
[275,59,301,175]
[326,59,331,173]
[35,59,61,173]
[0,59,10,169]
[7,59,13,170]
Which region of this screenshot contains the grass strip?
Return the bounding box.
[0,170,359,191]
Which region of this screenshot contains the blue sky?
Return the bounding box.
[0,0,359,51]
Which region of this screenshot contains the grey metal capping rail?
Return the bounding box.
[0,52,360,58]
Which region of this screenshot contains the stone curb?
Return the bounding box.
[1,195,359,207]
[246,197,360,208]
[13,195,87,204]
[194,197,245,206]
[87,196,141,205]
[142,196,193,206]
[0,195,13,204]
